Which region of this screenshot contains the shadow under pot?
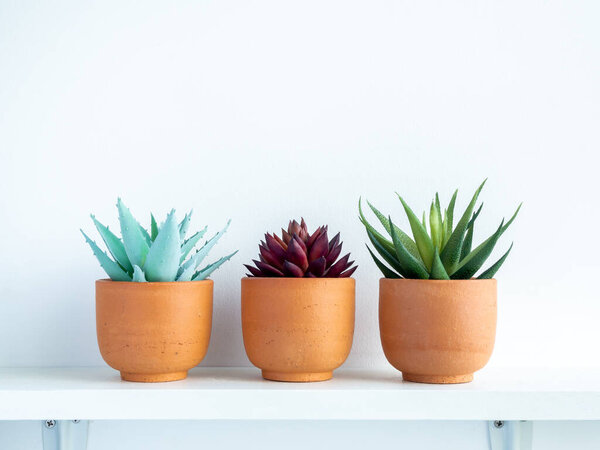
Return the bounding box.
[96,279,213,382]
[241,277,355,382]
[379,278,497,384]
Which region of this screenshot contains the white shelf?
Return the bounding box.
[0,367,599,421]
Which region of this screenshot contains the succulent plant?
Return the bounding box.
[245,219,357,278]
[360,180,520,280]
[82,199,237,282]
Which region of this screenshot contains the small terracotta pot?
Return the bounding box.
[96,279,213,382]
[379,278,497,384]
[241,277,355,382]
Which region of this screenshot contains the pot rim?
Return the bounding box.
[96,278,214,286]
[242,276,355,283]
[379,277,496,283]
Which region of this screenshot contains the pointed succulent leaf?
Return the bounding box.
[339,265,357,278]
[139,224,152,246]
[461,202,521,265]
[179,210,193,240]
[358,198,397,255]
[325,253,351,277]
[440,179,486,273]
[307,256,326,277]
[260,243,284,269]
[460,203,483,261]
[191,251,238,281]
[429,200,443,251]
[429,248,450,280]
[117,198,150,268]
[326,242,342,268]
[255,260,284,276]
[366,245,401,279]
[389,216,429,279]
[265,233,287,260]
[286,236,309,271]
[143,209,181,281]
[306,226,323,248]
[90,215,133,274]
[478,243,514,279]
[180,226,208,263]
[81,230,132,281]
[293,232,308,253]
[446,189,458,233]
[245,264,263,277]
[451,219,504,279]
[179,220,231,276]
[308,230,329,262]
[366,230,407,277]
[365,199,422,261]
[283,260,305,277]
[132,265,147,282]
[397,195,435,271]
[150,214,159,241]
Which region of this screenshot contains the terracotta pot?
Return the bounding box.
[96,279,213,382]
[241,277,355,382]
[379,278,497,384]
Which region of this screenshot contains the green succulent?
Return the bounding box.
[82,199,237,282]
[359,180,521,280]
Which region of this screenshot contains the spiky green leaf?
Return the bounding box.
[365,245,401,279]
[366,229,408,277]
[451,219,504,279]
[117,199,150,268]
[90,215,133,274]
[440,180,486,273]
[430,200,443,251]
[365,200,422,261]
[430,248,450,280]
[397,195,435,271]
[446,189,458,234]
[358,198,396,255]
[478,243,514,279]
[150,214,159,241]
[81,230,131,281]
[389,216,429,279]
[460,203,483,261]
[143,209,181,281]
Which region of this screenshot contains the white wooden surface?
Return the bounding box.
[1,367,599,421]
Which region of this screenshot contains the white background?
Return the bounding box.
[1,0,599,448]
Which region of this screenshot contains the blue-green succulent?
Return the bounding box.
[82,199,236,282]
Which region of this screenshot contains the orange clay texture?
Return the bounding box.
[241,277,355,382]
[379,278,497,384]
[96,279,213,382]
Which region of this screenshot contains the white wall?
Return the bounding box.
[1,0,599,370]
[2,1,600,449]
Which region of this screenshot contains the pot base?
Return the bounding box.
[120,371,188,383]
[402,372,474,384]
[262,370,333,382]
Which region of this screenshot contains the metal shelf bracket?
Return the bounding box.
[488,420,533,450]
[42,420,89,450]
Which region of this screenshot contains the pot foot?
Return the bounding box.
[402,372,474,384]
[120,371,188,382]
[261,370,333,382]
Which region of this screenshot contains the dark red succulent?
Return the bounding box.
[245,219,357,278]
